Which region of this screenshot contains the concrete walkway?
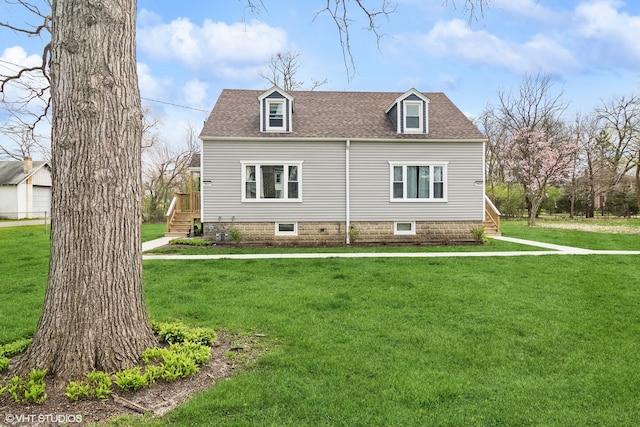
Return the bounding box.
[0,219,49,228]
[140,235,640,260]
[142,236,173,252]
[4,221,638,257]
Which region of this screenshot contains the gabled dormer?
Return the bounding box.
[385,89,430,134]
[258,86,294,133]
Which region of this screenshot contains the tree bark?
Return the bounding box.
[13,0,157,379]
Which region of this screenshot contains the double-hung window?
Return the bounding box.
[267,100,285,131]
[390,162,447,201]
[403,101,423,133]
[242,162,302,201]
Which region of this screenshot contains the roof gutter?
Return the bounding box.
[200,136,487,144]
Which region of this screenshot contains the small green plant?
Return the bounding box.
[151,320,217,346]
[143,364,164,385]
[185,327,217,346]
[6,369,47,404]
[65,381,90,401]
[24,369,47,404]
[348,226,359,243]
[6,375,23,402]
[0,338,32,357]
[64,370,113,401]
[159,352,198,382]
[153,321,189,344]
[141,347,170,364]
[171,341,211,366]
[86,370,112,399]
[470,225,487,244]
[230,228,243,244]
[169,238,210,246]
[114,367,147,392]
[0,356,9,372]
[141,345,202,382]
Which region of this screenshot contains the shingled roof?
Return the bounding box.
[0,160,49,185]
[200,89,486,141]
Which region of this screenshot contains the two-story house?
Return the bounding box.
[196,87,495,245]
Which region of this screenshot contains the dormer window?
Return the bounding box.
[259,86,294,133]
[404,101,423,132]
[268,100,284,130]
[386,89,430,135]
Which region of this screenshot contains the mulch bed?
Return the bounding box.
[0,333,260,426]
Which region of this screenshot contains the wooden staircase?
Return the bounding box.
[166,212,195,237]
[483,196,501,236]
[165,192,201,238]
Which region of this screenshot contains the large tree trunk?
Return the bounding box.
[13,0,157,379]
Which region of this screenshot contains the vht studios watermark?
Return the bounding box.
[4,413,83,424]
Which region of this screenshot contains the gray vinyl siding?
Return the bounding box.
[202,140,346,222]
[202,139,484,224]
[348,141,484,221]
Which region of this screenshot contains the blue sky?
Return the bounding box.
[1,0,640,152]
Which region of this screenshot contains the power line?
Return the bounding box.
[141,97,209,113]
[1,59,209,113]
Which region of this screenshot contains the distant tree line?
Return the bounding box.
[480,73,640,223]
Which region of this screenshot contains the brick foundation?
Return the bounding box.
[203,220,482,246]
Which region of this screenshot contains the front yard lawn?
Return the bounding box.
[1,223,639,425]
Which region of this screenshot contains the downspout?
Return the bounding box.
[345,139,351,244]
[482,139,487,221]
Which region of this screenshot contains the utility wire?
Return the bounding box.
[2,59,209,113]
[141,97,209,113]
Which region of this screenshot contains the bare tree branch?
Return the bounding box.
[444,0,492,21]
[493,73,567,135]
[314,0,396,81]
[0,0,52,158]
[0,0,51,35]
[259,50,328,91]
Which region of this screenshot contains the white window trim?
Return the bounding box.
[266,99,286,132]
[241,161,303,202]
[403,100,424,133]
[388,161,448,202]
[394,221,416,235]
[275,222,298,236]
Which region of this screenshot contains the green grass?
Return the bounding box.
[501,219,640,250]
[0,227,50,343]
[0,223,164,343]
[149,238,541,255]
[142,222,166,242]
[140,256,640,426]
[2,222,640,425]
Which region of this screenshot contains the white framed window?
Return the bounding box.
[276,222,297,236]
[394,222,416,235]
[389,162,447,202]
[242,161,302,202]
[403,101,423,133]
[266,100,285,131]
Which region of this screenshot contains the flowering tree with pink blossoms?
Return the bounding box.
[503,128,577,226]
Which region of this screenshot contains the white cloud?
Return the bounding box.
[137,62,172,101]
[137,14,288,79]
[0,46,41,69]
[0,45,49,124]
[181,79,209,110]
[0,46,47,101]
[415,19,579,75]
[573,0,640,65]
